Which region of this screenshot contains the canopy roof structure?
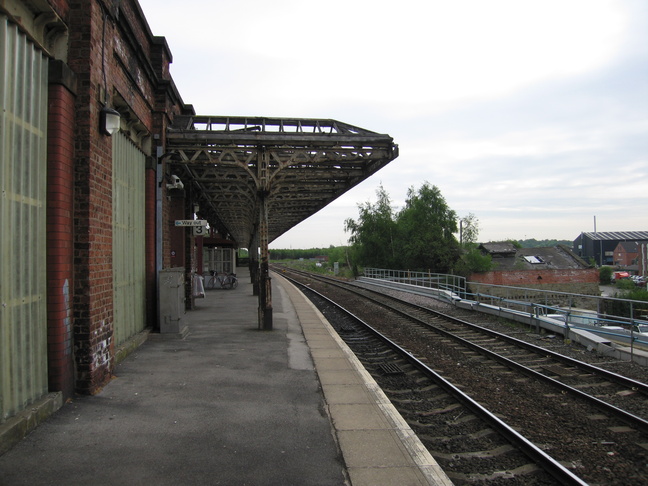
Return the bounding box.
[164,116,399,247]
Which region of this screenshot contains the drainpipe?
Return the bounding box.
[156,147,164,328]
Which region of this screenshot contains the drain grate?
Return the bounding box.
[379,362,405,375]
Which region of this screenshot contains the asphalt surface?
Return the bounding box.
[0,277,347,486]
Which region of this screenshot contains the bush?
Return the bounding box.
[599,266,612,284]
[454,248,493,277]
[606,286,648,318]
[617,279,636,290]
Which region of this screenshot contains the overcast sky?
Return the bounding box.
[139,0,648,249]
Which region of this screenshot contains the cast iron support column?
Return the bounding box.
[257,147,272,330]
[250,230,259,296]
[258,195,272,330]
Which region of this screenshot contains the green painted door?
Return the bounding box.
[112,133,146,346]
[0,16,48,421]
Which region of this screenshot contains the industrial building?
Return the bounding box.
[574,231,648,272]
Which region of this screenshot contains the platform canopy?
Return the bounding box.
[164,116,399,247]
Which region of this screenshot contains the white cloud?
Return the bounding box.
[143,0,628,114]
[139,0,648,248]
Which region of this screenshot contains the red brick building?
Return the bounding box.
[1,0,398,452]
[1,0,191,430]
[613,241,648,276]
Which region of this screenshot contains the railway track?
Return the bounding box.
[276,267,648,485]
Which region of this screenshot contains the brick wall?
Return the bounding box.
[470,268,599,286]
[46,61,77,400]
[66,0,166,393]
[613,243,638,267]
[41,0,188,394]
[469,268,601,298]
[65,2,111,394]
[48,0,70,19]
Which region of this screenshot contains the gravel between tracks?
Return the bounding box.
[334,279,648,485]
[352,280,648,383]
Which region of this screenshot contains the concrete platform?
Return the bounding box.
[0,270,451,486]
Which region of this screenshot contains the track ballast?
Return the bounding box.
[276,267,648,485]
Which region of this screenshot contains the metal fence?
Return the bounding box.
[361,268,648,331]
[362,268,466,297]
[467,282,648,323]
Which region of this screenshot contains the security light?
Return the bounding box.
[100,106,121,136]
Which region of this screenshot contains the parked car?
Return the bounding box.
[611,271,630,283]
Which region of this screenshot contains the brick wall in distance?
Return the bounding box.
[469,268,600,298]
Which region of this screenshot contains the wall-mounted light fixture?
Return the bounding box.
[100,106,121,136]
[166,175,184,190]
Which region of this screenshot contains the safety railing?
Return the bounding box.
[467,282,648,324]
[362,268,466,298]
[361,268,648,346]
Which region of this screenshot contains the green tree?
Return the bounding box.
[599,266,613,284]
[396,182,460,272]
[518,239,572,248]
[344,185,399,268]
[454,248,493,275]
[459,213,479,246]
[454,213,493,275]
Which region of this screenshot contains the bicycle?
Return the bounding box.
[205,271,238,290]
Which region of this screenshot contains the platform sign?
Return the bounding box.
[175,219,207,227]
[193,225,208,236]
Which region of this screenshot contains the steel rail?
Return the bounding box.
[359,277,648,395]
[277,267,648,434]
[283,273,589,486]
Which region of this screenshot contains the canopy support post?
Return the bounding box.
[257,147,272,330]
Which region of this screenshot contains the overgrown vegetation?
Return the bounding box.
[598,267,648,317]
[605,286,648,319]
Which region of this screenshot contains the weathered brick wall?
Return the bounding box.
[470,268,599,286]
[63,0,185,393]
[47,61,77,400]
[469,268,601,301]
[48,0,70,19]
[66,1,114,394]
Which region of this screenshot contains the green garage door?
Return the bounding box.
[0,16,48,422]
[112,132,146,346]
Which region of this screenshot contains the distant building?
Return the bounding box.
[613,242,638,267]
[478,242,517,259]
[573,231,648,267]
[612,241,648,276]
[469,244,599,296]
